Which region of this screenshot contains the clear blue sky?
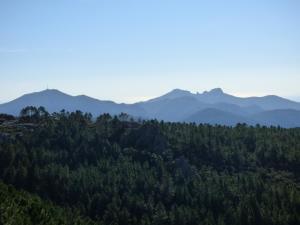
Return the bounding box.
[0,0,299,103]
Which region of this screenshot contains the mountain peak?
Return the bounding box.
[41,88,63,93]
[208,88,224,94]
[164,89,192,99]
[28,89,71,98]
[39,89,66,95]
[202,88,224,95]
[146,88,192,103]
[169,88,190,94]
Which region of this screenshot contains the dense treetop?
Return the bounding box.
[0,106,299,225]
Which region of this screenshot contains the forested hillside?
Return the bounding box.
[0,107,299,225]
[0,182,95,225]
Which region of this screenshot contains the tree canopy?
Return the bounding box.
[0,106,299,225]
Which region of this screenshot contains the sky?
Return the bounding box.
[0,0,300,103]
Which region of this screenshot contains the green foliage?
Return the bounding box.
[0,182,96,225]
[0,107,299,224]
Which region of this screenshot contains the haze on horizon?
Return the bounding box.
[0,0,300,103]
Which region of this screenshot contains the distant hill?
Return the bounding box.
[252,109,300,128]
[1,88,300,127]
[148,88,300,111]
[0,89,145,117]
[184,108,255,126]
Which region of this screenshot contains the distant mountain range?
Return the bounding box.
[1,88,300,127]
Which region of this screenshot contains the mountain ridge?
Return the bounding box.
[1,88,300,127]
